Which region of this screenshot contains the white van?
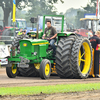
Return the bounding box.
[0,45,10,66]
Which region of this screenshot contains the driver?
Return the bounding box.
[42,20,57,55]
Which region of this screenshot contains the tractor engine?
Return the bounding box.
[19,39,49,58]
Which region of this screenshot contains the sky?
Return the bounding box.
[54,0,91,13]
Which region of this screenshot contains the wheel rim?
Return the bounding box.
[11,64,17,74]
[78,42,91,74]
[34,63,40,70]
[45,64,50,76]
[78,50,81,66]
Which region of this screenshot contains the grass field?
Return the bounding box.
[0,82,100,96]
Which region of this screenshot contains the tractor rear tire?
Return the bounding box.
[18,64,39,77]
[39,59,51,79]
[6,63,18,78]
[56,36,92,79]
[56,35,76,78]
[12,35,25,48]
[70,38,92,78]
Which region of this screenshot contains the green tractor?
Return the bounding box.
[6,15,93,79]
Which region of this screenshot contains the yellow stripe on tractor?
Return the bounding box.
[32,42,49,45]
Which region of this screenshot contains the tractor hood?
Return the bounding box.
[19,39,49,45]
[19,39,49,57]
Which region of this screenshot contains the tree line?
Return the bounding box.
[0,0,97,29]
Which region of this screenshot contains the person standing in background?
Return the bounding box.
[75,30,82,37]
[89,31,100,78]
[88,29,93,39]
[17,29,22,36]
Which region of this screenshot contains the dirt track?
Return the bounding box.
[1,68,100,100]
[0,68,100,87]
[1,90,100,100]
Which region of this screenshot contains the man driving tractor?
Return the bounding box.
[42,20,57,56]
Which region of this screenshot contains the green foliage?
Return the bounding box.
[0,0,27,26]
[16,9,27,19]
[75,0,97,28]
[75,10,88,28]
[0,0,63,26]
[67,0,97,28]
[83,0,96,13]
[65,0,97,29]
[65,8,83,29]
[25,0,57,22]
[48,0,64,4]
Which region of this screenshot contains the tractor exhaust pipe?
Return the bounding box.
[36,16,39,39]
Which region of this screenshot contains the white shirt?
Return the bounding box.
[88,32,92,39]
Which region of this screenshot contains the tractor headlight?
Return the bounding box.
[23,43,27,47]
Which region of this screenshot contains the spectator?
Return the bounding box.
[75,30,81,37]
[88,29,93,39]
[89,31,100,78]
[17,29,22,36]
[23,30,26,35]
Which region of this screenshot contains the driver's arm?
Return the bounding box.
[50,33,57,40]
[42,34,46,39]
[42,28,46,39]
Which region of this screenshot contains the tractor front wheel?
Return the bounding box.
[6,63,18,78]
[39,59,51,79]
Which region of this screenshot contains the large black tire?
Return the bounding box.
[70,38,92,79]
[6,63,18,78]
[2,29,13,44]
[56,36,92,79]
[12,35,28,48]
[39,59,51,79]
[55,35,76,78]
[18,64,39,77]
